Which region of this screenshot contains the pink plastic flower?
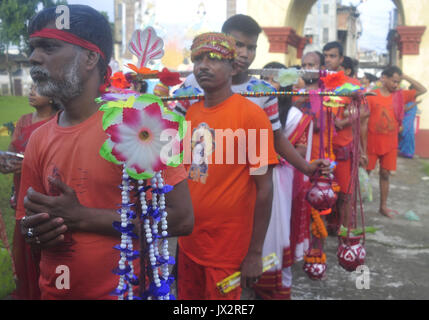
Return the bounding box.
[106,104,179,174]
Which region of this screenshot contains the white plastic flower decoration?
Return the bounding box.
[100,95,185,180]
[274,68,300,87]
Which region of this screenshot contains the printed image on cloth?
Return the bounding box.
[375,106,396,134]
[188,122,215,184]
[246,79,276,101]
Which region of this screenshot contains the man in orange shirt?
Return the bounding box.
[177,32,279,300]
[16,5,194,299]
[365,66,426,218]
[323,41,365,233]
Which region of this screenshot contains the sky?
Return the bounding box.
[66,0,115,21]
[65,0,396,53]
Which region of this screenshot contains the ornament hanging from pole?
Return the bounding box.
[336,91,367,272]
[98,26,186,300]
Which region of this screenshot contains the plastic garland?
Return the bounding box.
[99,94,185,300]
[100,26,188,300]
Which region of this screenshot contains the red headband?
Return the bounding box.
[30,28,111,92]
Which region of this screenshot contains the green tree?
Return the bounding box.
[0,0,67,95]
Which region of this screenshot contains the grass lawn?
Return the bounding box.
[0,96,33,298]
[1,96,33,246]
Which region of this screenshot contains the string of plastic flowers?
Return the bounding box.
[93,26,186,300]
[98,92,185,300]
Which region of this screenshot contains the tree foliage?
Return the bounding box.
[0,0,67,51]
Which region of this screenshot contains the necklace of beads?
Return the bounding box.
[112,167,175,300]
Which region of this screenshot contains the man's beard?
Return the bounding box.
[30,53,83,103]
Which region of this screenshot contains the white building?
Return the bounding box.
[303,0,362,58]
[0,53,32,96]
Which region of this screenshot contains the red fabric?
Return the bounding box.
[392,90,405,124]
[289,114,311,146]
[264,102,279,118]
[311,124,335,161]
[158,68,182,87]
[253,268,291,300]
[12,222,41,300]
[367,148,397,171]
[30,29,106,60]
[321,70,348,90]
[177,249,241,300]
[7,113,53,300]
[290,170,311,262]
[366,89,416,155]
[179,94,278,270]
[289,112,312,263]
[281,247,293,268]
[16,111,187,299]
[334,158,352,194]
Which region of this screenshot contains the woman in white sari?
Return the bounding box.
[254,91,313,299]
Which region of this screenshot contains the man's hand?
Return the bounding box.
[24,177,84,232]
[20,212,67,249]
[305,158,331,176]
[240,251,262,289]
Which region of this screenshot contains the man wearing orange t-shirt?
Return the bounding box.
[323,41,366,232]
[177,32,278,300]
[17,6,194,299]
[365,66,426,218]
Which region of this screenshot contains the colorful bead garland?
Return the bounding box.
[162,90,363,102]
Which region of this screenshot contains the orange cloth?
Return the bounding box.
[177,249,241,300]
[367,147,397,171]
[331,77,362,194]
[253,247,292,300]
[311,120,335,161]
[179,94,278,270]
[334,158,352,194]
[332,77,362,148]
[292,94,336,161]
[366,89,416,155]
[16,110,187,300]
[11,113,54,212]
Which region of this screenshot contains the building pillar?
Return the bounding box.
[262,27,308,59]
[396,26,426,56]
[227,0,237,18]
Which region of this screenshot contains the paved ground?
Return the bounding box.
[241,156,429,300]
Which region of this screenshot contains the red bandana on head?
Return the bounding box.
[30,28,112,93]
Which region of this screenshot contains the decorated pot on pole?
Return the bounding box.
[337,235,366,272]
[303,248,327,280]
[306,173,338,212]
